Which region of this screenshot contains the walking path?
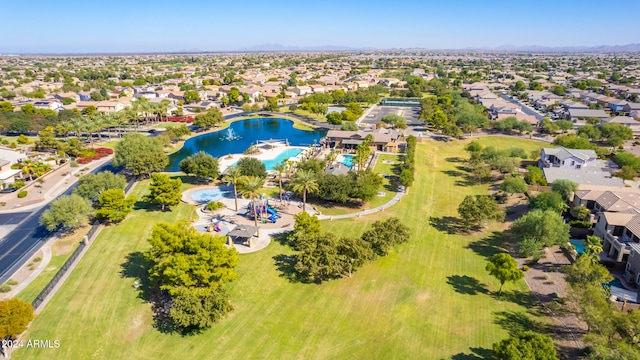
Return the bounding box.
[317,190,405,220]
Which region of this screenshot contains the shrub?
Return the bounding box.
[17,191,27,198]
[205,201,224,211]
[521,265,530,271]
[568,220,591,228]
[13,179,26,189]
[0,284,10,293]
[70,159,78,167]
[6,279,18,286]
[32,257,41,263]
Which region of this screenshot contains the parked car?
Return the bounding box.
[0,187,17,193]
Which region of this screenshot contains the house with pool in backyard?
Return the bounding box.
[571,185,640,302]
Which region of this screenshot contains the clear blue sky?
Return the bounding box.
[2,0,639,53]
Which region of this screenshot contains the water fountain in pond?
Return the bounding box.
[224,128,241,141]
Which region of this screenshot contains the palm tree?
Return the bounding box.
[290,169,319,212]
[70,117,84,141]
[222,166,243,212]
[272,161,287,204]
[56,121,74,141]
[583,235,603,264]
[82,116,96,147]
[239,176,264,227]
[20,160,37,181]
[92,114,105,144]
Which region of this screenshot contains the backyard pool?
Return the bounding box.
[190,188,228,204]
[339,155,355,168]
[262,148,304,170]
[570,239,586,255]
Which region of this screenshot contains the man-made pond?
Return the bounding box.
[166,118,326,171]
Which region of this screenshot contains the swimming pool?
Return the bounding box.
[190,188,227,204]
[570,239,586,255]
[340,155,355,168]
[263,148,304,170]
[608,277,624,288]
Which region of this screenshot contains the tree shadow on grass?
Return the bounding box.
[441,169,465,178]
[450,347,492,360]
[493,310,547,334]
[466,231,506,260]
[491,289,537,308]
[120,251,187,335]
[273,254,303,283]
[271,231,293,247]
[445,156,466,163]
[120,251,152,301]
[446,275,488,295]
[429,216,468,235]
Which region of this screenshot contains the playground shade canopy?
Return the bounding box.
[228,225,259,239]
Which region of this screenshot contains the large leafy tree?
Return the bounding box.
[144,222,238,331]
[500,176,528,196]
[39,194,92,231]
[73,171,127,203]
[193,108,224,128]
[113,133,167,177]
[360,217,411,256]
[236,157,267,178]
[511,209,569,260]
[528,191,567,213]
[290,169,319,212]
[143,174,182,211]
[551,179,578,203]
[485,253,524,294]
[295,232,347,283]
[179,151,219,180]
[0,298,34,359]
[492,331,558,360]
[600,122,633,147]
[95,189,136,223]
[457,195,505,229]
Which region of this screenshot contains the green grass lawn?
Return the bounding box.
[15,230,85,304]
[16,136,551,360]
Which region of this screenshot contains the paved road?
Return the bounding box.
[0,206,51,283]
[498,92,544,121]
[0,160,119,284]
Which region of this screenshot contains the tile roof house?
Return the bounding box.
[572,186,640,264]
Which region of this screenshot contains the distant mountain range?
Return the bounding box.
[237,43,375,52]
[6,43,640,56]
[458,43,640,53]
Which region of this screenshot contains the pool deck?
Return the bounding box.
[218,143,308,173]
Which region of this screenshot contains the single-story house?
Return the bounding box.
[539,147,597,170]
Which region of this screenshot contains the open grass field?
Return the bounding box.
[16,136,551,360]
[16,228,85,304]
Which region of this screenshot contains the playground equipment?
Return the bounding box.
[245,199,282,223]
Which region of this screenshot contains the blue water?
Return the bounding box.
[166,118,326,171]
[262,148,304,170]
[191,188,227,204]
[570,239,586,255]
[609,278,624,288]
[341,155,355,168]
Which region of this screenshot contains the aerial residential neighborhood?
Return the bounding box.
[1,1,640,360]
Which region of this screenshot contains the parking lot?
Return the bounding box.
[360,106,422,127]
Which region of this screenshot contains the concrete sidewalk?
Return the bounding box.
[0,155,114,214]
